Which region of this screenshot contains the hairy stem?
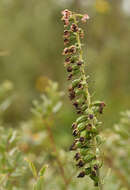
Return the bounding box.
[73,14,91,107]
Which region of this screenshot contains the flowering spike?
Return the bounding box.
[61,9,105,188]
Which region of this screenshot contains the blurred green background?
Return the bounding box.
[0,0,130,132]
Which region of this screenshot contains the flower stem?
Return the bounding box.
[73,14,91,107]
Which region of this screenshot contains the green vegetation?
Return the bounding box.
[0,0,130,190]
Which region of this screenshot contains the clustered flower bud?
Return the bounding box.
[62,9,105,187]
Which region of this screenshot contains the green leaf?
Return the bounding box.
[39,164,48,177]
[26,159,37,179]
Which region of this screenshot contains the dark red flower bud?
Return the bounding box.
[61,9,71,19]
[72,122,77,129]
[69,90,75,100]
[69,142,76,151]
[86,123,92,131]
[68,86,73,92]
[64,30,70,37]
[67,66,72,72]
[73,102,78,108]
[65,57,71,63]
[77,83,82,88]
[71,23,79,32]
[77,61,83,66]
[63,19,69,26]
[77,160,85,168]
[99,102,106,114]
[81,14,90,23]
[77,171,85,178]
[93,164,98,170]
[64,38,69,45]
[74,153,80,161]
[73,130,78,137]
[77,110,82,114]
[69,45,76,54]
[89,114,94,119]
[63,48,69,55]
[68,74,73,80]
[79,137,85,142]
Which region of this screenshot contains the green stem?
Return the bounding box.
[97,169,103,190]
[73,14,91,107]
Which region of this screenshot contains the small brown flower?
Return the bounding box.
[77,171,85,178]
[69,90,75,100]
[99,102,106,114]
[63,48,69,55]
[74,153,80,161]
[93,164,98,170]
[81,14,90,23]
[86,123,92,131]
[71,23,79,32]
[61,9,71,19]
[69,45,76,54]
[64,38,69,45]
[77,61,83,66]
[64,30,70,38]
[68,74,73,80]
[89,114,94,119]
[63,19,69,26]
[73,101,78,108]
[72,122,77,129]
[79,137,85,142]
[73,130,78,137]
[67,66,72,72]
[77,160,85,168]
[65,57,71,62]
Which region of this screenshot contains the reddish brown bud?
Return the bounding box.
[77,61,83,66]
[81,14,90,23]
[86,123,92,131]
[65,57,71,62]
[73,130,78,137]
[61,9,71,19]
[63,19,69,26]
[69,142,76,151]
[64,38,69,45]
[69,45,76,54]
[64,30,70,37]
[89,114,94,119]
[68,74,73,80]
[77,110,82,114]
[69,90,75,100]
[63,48,69,55]
[77,171,85,178]
[71,23,79,32]
[72,122,77,129]
[77,160,85,168]
[93,164,98,170]
[73,102,78,108]
[99,102,106,114]
[74,153,80,161]
[67,66,72,72]
[79,137,85,142]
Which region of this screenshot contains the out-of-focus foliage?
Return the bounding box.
[0,0,130,189]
